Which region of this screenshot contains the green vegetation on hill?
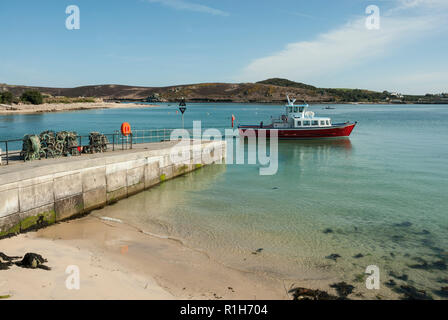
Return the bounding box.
[258,78,392,102]
[21,90,43,105]
[0,91,14,104]
[321,88,392,103]
[257,78,317,91]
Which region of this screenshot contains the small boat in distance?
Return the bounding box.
[238,96,357,139]
[325,106,336,110]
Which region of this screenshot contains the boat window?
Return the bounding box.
[294,107,298,113]
[303,121,310,126]
[296,121,301,127]
[312,120,319,126]
[326,120,330,126]
[320,121,326,126]
[288,107,293,113]
[299,107,304,113]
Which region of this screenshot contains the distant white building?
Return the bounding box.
[390,92,404,98]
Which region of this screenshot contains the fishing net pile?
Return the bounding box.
[84,132,109,154]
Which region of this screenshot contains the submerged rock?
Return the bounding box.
[353,253,364,259]
[323,228,334,234]
[394,285,433,300]
[421,238,435,247]
[431,260,448,270]
[408,259,447,271]
[394,221,413,227]
[431,247,445,254]
[251,248,263,255]
[433,286,448,298]
[391,235,405,242]
[385,279,397,288]
[389,271,409,281]
[289,287,339,300]
[420,239,445,254]
[15,253,51,270]
[330,282,355,298]
[326,253,341,261]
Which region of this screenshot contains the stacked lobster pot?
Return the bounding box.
[21,135,43,161]
[21,130,80,161]
[39,130,57,158]
[56,131,80,156]
[84,132,109,154]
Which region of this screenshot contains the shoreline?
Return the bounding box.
[113,100,445,105]
[0,216,289,300]
[0,102,159,115]
[1,101,444,116]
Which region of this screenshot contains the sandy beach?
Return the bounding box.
[0,102,158,115]
[0,216,289,300]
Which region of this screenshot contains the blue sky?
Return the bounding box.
[0,0,447,94]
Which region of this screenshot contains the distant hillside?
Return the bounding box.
[259,78,447,104]
[1,79,446,104]
[0,81,332,104]
[257,78,317,91]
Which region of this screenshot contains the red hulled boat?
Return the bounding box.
[238,96,357,139]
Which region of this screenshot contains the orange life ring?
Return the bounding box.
[121,122,131,136]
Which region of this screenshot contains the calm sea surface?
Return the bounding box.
[1,103,447,299]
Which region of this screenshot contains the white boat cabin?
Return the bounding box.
[271,96,332,129]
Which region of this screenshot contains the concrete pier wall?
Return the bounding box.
[0,140,226,238]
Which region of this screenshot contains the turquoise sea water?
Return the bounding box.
[1,103,448,299]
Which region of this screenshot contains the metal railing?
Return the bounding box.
[0,127,230,166]
[0,138,22,165]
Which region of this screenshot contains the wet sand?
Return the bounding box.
[0,102,158,115]
[0,216,289,300]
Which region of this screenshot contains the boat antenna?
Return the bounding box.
[286,95,296,106]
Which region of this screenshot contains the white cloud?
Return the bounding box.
[396,0,448,9]
[239,15,436,83]
[387,0,448,14]
[237,1,448,93]
[147,0,229,16]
